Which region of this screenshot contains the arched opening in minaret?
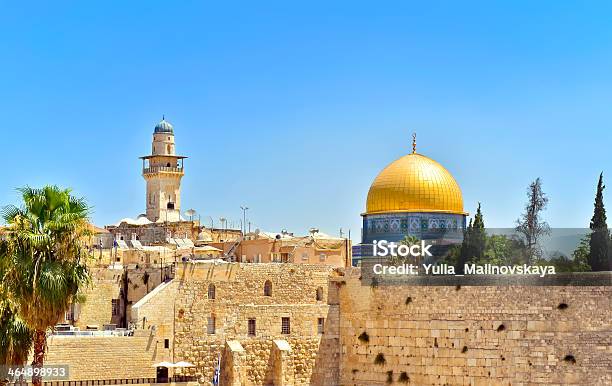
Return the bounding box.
[166,162,171,167]
[167,202,175,210]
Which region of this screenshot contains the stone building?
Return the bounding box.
[215,230,351,268]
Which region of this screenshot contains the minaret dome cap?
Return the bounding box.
[154,116,174,134]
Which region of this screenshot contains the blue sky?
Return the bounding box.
[1,1,611,238]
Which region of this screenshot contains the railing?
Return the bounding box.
[9,375,198,386]
[51,329,133,337]
[142,166,184,174]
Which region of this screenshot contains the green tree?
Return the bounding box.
[0,298,33,368]
[454,204,486,273]
[1,186,91,386]
[589,173,610,271]
[456,217,473,273]
[471,203,486,261]
[482,234,523,265]
[0,231,34,382]
[516,178,550,263]
[386,235,420,265]
[570,236,592,272]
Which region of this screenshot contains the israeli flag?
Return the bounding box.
[212,352,221,385]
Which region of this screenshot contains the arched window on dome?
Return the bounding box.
[263,280,272,297]
[208,284,216,300]
[316,287,323,302]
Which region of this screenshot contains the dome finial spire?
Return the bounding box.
[412,132,417,154]
[162,114,165,121]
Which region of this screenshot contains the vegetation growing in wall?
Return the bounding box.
[358,331,369,343]
[386,370,393,384]
[142,271,150,293]
[374,353,386,366]
[370,276,379,288]
[398,372,410,383]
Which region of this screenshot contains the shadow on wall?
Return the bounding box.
[310,279,342,385]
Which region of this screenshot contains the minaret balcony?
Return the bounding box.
[143,165,184,175]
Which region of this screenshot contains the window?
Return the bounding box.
[111,299,119,316]
[316,287,323,301]
[208,284,216,300]
[281,317,290,334]
[264,280,272,296]
[248,319,256,336]
[317,318,325,334]
[65,303,74,322]
[207,316,216,334]
[164,339,169,349]
[320,253,327,261]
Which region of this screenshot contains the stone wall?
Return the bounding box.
[131,280,177,363]
[45,331,159,381]
[337,272,612,385]
[169,263,340,385]
[47,263,611,386]
[72,268,123,329]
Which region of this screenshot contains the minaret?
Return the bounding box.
[140,117,187,222]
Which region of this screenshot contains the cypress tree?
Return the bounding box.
[472,203,486,261]
[457,218,473,273]
[589,173,610,271]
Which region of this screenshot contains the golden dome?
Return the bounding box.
[365,153,465,215]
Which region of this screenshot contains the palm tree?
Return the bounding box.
[1,186,90,386]
[0,298,34,385]
[0,230,34,385]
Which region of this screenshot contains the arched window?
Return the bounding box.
[316,287,323,301]
[167,144,171,153]
[264,280,272,296]
[166,162,171,167]
[207,315,215,334]
[208,284,216,300]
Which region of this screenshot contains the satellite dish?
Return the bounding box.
[185,209,196,221]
